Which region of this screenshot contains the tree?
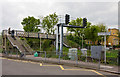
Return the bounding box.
[21,16,40,32]
[67,17,91,47]
[84,25,101,45]
[97,23,107,32]
[84,23,107,45]
[97,23,107,45]
[67,17,91,37]
[41,13,59,34]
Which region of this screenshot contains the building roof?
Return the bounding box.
[108,28,119,31]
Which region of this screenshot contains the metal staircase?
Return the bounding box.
[7,35,32,55]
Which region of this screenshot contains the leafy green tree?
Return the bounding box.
[41,39,52,51]
[67,17,91,47]
[96,24,107,44]
[67,18,91,37]
[21,16,40,32]
[41,13,59,34]
[97,23,107,32]
[84,25,101,45]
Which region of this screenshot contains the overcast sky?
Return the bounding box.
[0,0,119,33]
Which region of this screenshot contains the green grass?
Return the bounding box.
[106,50,118,58]
[0,48,2,53]
[63,46,69,52]
[0,45,3,53]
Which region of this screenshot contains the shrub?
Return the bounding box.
[41,39,52,51]
[20,37,24,40]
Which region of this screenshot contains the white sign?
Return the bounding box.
[98,32,111,36]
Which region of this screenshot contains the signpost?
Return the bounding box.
[98,32,111,64]
[91,46,104,70]
[98,32,111,36]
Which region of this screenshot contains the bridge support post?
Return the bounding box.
[60,23,63,57]
[56,24,59,55]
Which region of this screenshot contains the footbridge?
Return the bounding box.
[2,30,70,55]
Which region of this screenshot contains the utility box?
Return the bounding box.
[68,48,77,60]
[91,46,104,59]
[81,48,87,56]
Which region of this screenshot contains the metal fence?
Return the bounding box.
[2,50,119,65]
[2,49,120,73]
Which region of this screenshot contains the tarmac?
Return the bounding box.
[0,53,120,75]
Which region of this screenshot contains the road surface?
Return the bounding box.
[1,57,119,77]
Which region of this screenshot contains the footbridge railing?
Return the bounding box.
[2,30,56,39]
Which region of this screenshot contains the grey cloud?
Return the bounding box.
[54,2,118,26]
[1,1,118,33]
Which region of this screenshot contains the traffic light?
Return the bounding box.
[65,14,70,25]
[83,18,87,27]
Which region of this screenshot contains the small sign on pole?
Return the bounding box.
[98,32,111,64]
[98,32,111,36]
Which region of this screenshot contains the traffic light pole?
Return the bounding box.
[56,23,87,57]
[56,14,87,57]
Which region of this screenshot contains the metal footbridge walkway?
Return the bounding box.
[2,30,71,55]
[2,30,56,39]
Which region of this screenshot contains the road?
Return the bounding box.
[1,57,119,77]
